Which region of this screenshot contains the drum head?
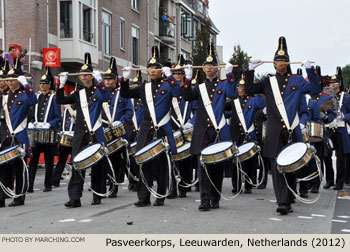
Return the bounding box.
[130,142,137,147]
[277,142,307,166]
[183,127,193,134]
[238,142,255,155]
[177,142,191,153]
[202,141,233,155]
[74,144,101,162]
[173,131,181,137]
[135,139,163,156]
[0,145,20,155]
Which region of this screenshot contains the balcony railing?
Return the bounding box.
[159,20,175,38]
[181,0,208,17]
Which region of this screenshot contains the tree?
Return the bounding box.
[342,64,350,91]
[192,19,212,81]
[228,44,251,81]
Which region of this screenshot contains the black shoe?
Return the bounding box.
[8,200,24,207]
[128,183,135,191]
[244,188,252,194]
[52,182,60,187]
[257,184,266,189]
[166,191,177,199]
[323,182,334,189]
[109,192,117,198]
[178,191,187,198]
[0,201,5,208]
[134,200,151,207]
[64,200,81,208]
[333,185,343,190]
[27,187,34,193]
[91,197,101,205]
[198,200,210,211]
[153,199,164,206]
[276,204,292,215]
[311,187,319,193]
[300,192,308,198]
[43,187,52,192]
[210,200,219,209]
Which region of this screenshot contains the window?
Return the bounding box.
[60,1,73,38]
[131,26,139,65]
[154,0,157,18]
[131,0,138,11]
[79,0,97,44]
[120,19,125,50]
[102,11,111,55]
[181,10,193,39]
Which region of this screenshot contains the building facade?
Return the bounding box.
[0,0,219,90]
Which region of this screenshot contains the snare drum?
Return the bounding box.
[276,142,313,173]
[34,129,58,144]
[134,139,167,165]
[129,142,137,156]
[107,138,128,155]
[58,131,74,147]
[0,145,25,165]
[172,142,191,161]
[173,131,184,148]
[183,127,193,142]
[201,141,237,165]
[73,144,106,170]
[104,123,126,143]
[236,142,259,162]
[27,129,36,148]
[307,122,323,143]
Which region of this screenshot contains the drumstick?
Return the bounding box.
[2,77,32,81]
[254,61,315,64]
[121,64,238,71]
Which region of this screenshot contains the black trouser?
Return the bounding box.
[199,156,225,202]
[258,156,269,186]
[0,139,27,203]
[52,145,72,186]
[137,152,169,202]
[28,143,57,189]
[172,156,193,194]
[129,156,139,186]
[232,155,259,191]
[106,148,127,194]
[330,132,347,187]
[324,149,334,184]
[271,158,295,205]
[346,154,350,183]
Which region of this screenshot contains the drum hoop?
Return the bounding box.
[171,144,191,161]
[73,145,105,170]
[201,145,236,164]
[134,140,165,165]
[107,138,127,154]
[276,143,312,173]
[0,145,22,165]
[237,143,259,162]
[201,142,234,156]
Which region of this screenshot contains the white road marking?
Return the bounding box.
[337,216,350,219]
[337,196,350,200]
[298,216,314,219]
[331,219,347,223]
[78,219,92,223]
[58,219,76,223]
[341,229,350,233]
[270,200,277,203]
[311,214,326,218]
[269,218,282,221]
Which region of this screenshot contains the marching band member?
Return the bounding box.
[184,43,237,211]
[245,37,321,215]
[120,46,181,207]
[125,70,144,191]
[168,54,197,198]
[57,53,109,207]
[102,57,133,198]
[324,68,350,190]
[27,66,61,193]
[52,102,76,187]
[226,72,265,194]
[0,61,10,144]
[0,57,38,207]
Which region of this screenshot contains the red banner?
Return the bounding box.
[8,44,22,57]
[43,48,61,68]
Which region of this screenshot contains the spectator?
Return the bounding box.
[0,50,4,68]
[19,54,28,74]
[4,46,16,69]
[160,10,169,36]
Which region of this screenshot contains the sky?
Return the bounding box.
[208,0,350,76]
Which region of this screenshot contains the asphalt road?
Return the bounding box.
[1,166,349,234]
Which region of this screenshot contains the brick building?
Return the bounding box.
[0,0,219,90]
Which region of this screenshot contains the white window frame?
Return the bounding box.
[131,25,140,66]
[79,0,97,45]
[59,0,73,40]
[131,0,139,12]
[102,10,111,55]
[120,18,125,51]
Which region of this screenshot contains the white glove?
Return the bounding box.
[122,66,132,80]
[17,76,28,85]
[184,65,193,80]
[302,60,311,69]
[249,59,263,70]
[42,123,51,129]
[320,112,328,119]
[93,71,102,82]
[60,72,68,84]
[225,63,234,74]
[184,122,193,129]
[262,107,267,115]
[300,123,305,130]
[112,121,122,127]
[162,67,172,78]
[336,113,345,121]
[28,122,35,129]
